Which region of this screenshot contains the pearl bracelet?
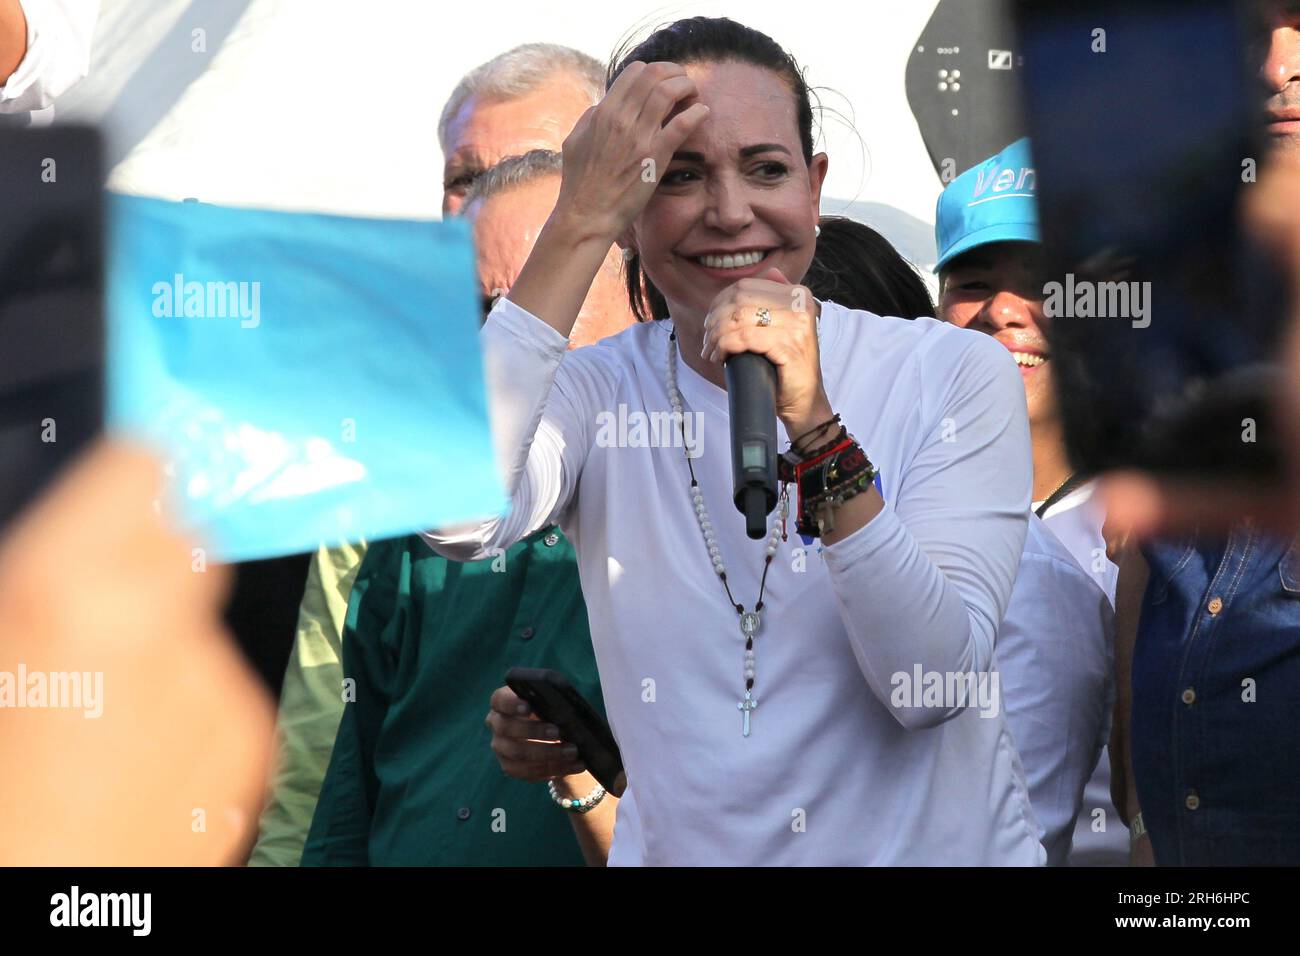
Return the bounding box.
[547,779,606,813]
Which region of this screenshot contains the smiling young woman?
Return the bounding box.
[426,17,1042,866]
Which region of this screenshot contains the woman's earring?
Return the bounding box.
[621,248,636,262]
[814,225,821,238]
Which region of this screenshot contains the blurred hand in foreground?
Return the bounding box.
[1102,156,1300,540]
[0,441,275,865]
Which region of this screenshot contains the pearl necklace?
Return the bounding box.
[666,327,789,738]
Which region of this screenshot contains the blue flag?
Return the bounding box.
[107,192,503,560]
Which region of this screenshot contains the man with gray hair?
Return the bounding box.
[466,149,630,348]
[439,43,603,215]
[299,151,632,865]
[249,44,607,866]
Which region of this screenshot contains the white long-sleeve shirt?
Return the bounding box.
[426,296,1044,865]
[995,515,1113,865]
[0,0,98,125]
[1037,481,1130,866]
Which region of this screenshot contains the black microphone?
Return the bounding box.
[725,352,779,539]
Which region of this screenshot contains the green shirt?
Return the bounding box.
[300,527,602,866]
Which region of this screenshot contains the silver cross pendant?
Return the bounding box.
[738,690,758,737]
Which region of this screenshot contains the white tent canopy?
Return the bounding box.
[58,0,941,267]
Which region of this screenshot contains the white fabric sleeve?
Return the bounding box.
[821,332,1032,729]
[0,1,99,113]
[421,296,609,561]
[994,549,1114,864]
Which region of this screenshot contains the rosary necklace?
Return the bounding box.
[666,327,789,737]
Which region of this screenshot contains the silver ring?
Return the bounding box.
[756,307,772,327]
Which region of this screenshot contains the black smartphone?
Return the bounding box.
[1012,0,1288,482]
[0,126,104,532]
[504,667,623,793]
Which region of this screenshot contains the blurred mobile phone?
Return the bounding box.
[0,126,103,532]
[1013,0,1288,482]
[504,667,623,793]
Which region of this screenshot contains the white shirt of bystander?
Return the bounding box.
[1037,481,1129,866]
[0,0,99,126]
[994,514,1113,865]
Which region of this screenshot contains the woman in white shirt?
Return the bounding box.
[431,16,1044,864]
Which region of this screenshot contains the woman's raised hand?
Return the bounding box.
[555,61,710,242]
[501,62,707,341]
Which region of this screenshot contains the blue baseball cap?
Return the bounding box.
[934,137,1040,273]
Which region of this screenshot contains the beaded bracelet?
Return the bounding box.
[547,779,606,813]
[789,412,842,455]
[800,470,877,537]
[795,437,863,500]
[793,440,878,538]
[795,424,850,464]
[780,428,851,484]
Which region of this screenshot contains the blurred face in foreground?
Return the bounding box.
[939,242,1056,429]
[442,81,593,216]
[468,176,633,348]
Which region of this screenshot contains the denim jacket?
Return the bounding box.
[1132,527,1300,865]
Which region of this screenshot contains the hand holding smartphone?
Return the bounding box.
[501,668,624,794]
